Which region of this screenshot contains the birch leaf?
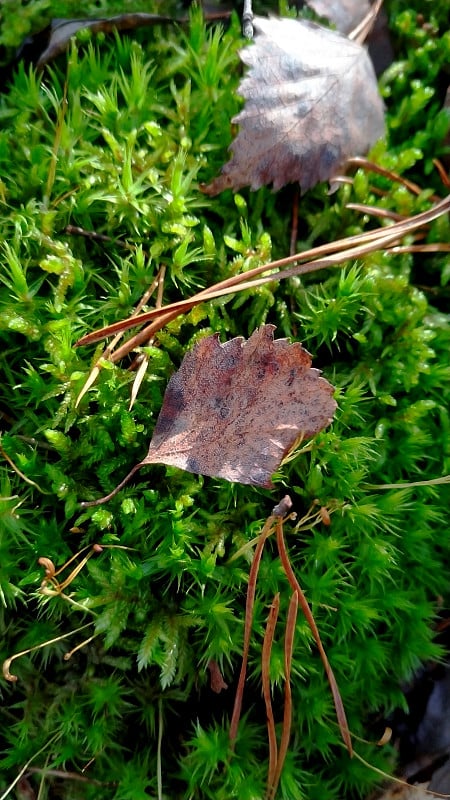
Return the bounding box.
[82,325,336,506]
[203,16,385,196]
[141,324,336,487]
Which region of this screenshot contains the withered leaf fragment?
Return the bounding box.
[203,16,385,195]
[142,325,336,487]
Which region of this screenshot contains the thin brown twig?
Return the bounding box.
[346,156,442,202]
[27,767,109,786]
[432,158,450,190]
[64,224,135,251]
[79,461,144,508]
[0,444,51,494]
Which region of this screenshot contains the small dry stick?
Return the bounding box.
[65,224,134,250]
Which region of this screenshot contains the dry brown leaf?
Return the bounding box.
[142,324,336,487]
[203,16,385,195]
[81,325,336,506]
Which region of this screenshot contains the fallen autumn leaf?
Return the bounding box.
[143,324,336,485]
[81,325,337,505]
[203,15,385,195]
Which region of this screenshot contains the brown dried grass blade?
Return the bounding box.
[276,518,352,756]
[262,593,280,795]
[75,267,164,407]
[347,157,442,202]
[266,591,299,800]
[349,0,384,44]
[128,265,167,408]
[79,462,145,508]
[75,195,450,350]
[345,203,406,222]
[432,158,450,189]
[3,622,94,682]
[229,515,276,744]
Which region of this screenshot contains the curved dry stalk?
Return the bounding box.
[75,265,165,407]
[351,751,450,799]
[229,514,276,744]
[349,0,384,44]
[63,633,100,660]
[0,733,62,800]
[347,156,443,202]
[268,591,299,800]
[79,461,145,508]
[2,622,95,682]
[1,443,52,494]
[332,175,388,198]
[75,194,450,353]
[262,593,280,794]
[3,544,138,681]
[345,203,406,221]
[433,158,450,189]
[275,517,352,756]
[41,548,95,593]
[367,474,450,490]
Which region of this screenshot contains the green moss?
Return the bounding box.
[0,2,449,799]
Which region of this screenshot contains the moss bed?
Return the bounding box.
[0,2,449,798]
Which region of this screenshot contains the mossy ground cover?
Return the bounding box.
[0,2,449,798]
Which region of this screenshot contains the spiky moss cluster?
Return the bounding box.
[0,2,449,799]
